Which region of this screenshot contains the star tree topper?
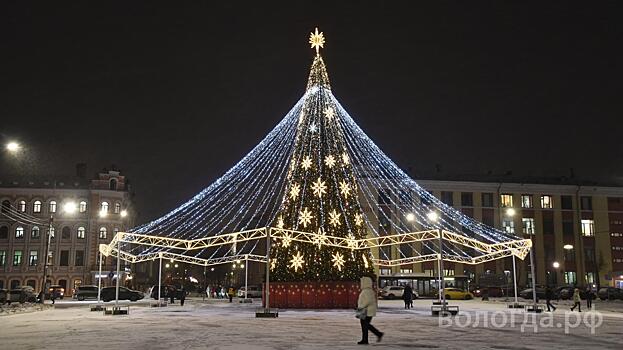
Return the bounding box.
[309,27,325,55]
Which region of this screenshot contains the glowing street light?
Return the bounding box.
[563,244,574,250]
[406,213,416,222]
[120,210,128,218]
[98,210,107,218]
[63,201,77,214]
[505,208,516,217]
[553,261,560,269]
[6,141,20,153]
[427,211,439,222]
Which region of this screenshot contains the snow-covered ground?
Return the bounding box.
[1,298,622,349]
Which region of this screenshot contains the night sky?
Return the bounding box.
[1,2,622,224]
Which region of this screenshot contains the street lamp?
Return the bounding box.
[120,210,128,218]
[505,208,516,217]
[63,201,77,214]
[563,244,574,250]
[42,199,76,303]
[405,213,416,222]
[6,141,21,153]
[503,207,520,306]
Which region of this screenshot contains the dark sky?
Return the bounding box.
[1,1,622,223]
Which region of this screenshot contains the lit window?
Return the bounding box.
[502,218,515,234]
[379,268,391,276]
[99,227,107,239]
[541,195,553,209]
[521,195,533,209]
[500,194,513,208]
[400,268,413,274]
[522,218,535,234]
[15,226,24,239]
[33,200,42,213]
[13,250,22,266]
[581,219,594,236]
[0,250,5,266]
[114,202,121,214]
[29,251,38,266]
[49,201,57,213]
[564,272,577,284]
[79,201,87,213]
[31,226,40,239]
[77,227,85,239]
[585,272,595,284]
[18,200,26,212]
[100,202,109,213]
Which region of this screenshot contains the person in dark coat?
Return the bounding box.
[402,285,413,309]
[545,286,556,312]
[180,286,186,306]
[585,286,594,309]
[169,286,175,304]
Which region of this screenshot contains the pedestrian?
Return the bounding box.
[585,286,594,310]
[228,287,235,303]
[180,286,186,306]
[402,284,413,310]
[545,286,556,312]
[169,286,175,304]
[51,289,57,305]
[570,288,581,312]
[205,285,211,299]
[357,276,383,345]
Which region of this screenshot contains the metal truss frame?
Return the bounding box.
[100,227,532,268]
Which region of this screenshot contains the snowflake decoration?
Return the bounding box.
[281,231,293,248]
[301,156,312,170]
[328,209,341,227]
[289,183,301,201]
[290,251,305,272]
[298,207,313,228]
[270,259,276,270]
[276,216,285,229]
[339,180,351,197]
[342,152,350,165]
[346,233,358,250]
[309,123,317,133]
[311,177,327,198]
[354,213,364,227]
[324,107,335,121]
[332,252,345,271]
[324,154,336,168]
[312,228,326,248]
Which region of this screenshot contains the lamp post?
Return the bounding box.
[504,207,521,306]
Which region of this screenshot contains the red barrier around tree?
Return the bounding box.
[263,281,360,309]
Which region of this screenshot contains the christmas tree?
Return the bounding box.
[270,28,374,282]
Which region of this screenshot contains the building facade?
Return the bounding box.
[365,178,623,291]
[0,166,134,295]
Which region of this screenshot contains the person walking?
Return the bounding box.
[570,288,582,312]
[545,286,556,312]
[180,286,186,306]
[403,285,413,310]
[169,286,175,304]
[357,276,383,345]
[227,287,235,303]
[585,286,594,310]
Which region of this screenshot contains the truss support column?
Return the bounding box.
[529,246,537,308]
[438,229,446,311]
[97,249,102,303]
[244,255,249,300]
[115,237,121,306]
[512,254,518,304]
[158,253,162,305]
[265,227,271,309]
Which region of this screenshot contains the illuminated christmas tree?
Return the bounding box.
[270,28,374,282]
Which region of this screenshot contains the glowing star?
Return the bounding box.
[289,183,301,200]
[324,154,336,168]
[312,228,326,248]
[299,207,313,228]
[346,233,358,250]
[309,123,317,133]
[354,213,363,227]
[276,216,285,229]
[328,209,341,227]
[281,231,293,248]
[331,252,345,271]
[301,156,312,170]
[339,180,351,197]
[290,251,305,272]
[309,27,325,55]
[324,107,335,121]
[311,177,327,198]
[342,152,350,165]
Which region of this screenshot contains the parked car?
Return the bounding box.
[437,288,473,300]
[0,288,8,304]
[8,286,38,304]
[597,287,623,301]
[73,285,99,301]
[237,286,262,298]
[100,286,144,302]
[380,286,418,300]
[519,287,546,301]
[149,285,186,300]
[472,287,505,298]
[45,285,65,299]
